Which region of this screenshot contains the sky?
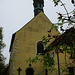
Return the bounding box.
[0,0,74,64]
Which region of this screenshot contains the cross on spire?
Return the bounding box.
[17,67,22,75]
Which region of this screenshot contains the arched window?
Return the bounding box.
[26,68,34,75]
[37,41,44,54]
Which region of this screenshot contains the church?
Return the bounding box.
[8,0,75,75]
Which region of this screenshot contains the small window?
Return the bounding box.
[37,41,44,54]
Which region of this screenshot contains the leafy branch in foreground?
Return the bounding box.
[52,0,75,32]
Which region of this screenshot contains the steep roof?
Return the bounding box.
[51,27,75,46]
[44,27,75,53]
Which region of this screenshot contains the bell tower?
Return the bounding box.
[33,0,44,16]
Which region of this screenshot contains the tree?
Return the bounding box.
[46,0,75,75]
[0,27,5,75]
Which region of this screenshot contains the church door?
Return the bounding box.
[26,68,34,75]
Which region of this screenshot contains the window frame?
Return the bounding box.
[36,41,44,55]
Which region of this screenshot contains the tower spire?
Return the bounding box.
[33,0,44,16]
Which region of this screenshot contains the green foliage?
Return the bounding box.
[42,36,48,45]
[26,53,41,64]
[52,0,75,31]
[0,27,5,75]
[50,24,58,31]
[72,11,75,15]
[53,0,60,6]
[43,54,55,68]
[26,53,55,70]
[0,27,5,50]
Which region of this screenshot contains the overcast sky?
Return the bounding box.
[0,0,74,64]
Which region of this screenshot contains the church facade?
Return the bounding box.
[8,0,75,75]
[9,11,60,75]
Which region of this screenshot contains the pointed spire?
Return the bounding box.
[33,0,44,16]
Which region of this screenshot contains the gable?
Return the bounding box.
[17,12,52,33]
[9,12,60,52]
